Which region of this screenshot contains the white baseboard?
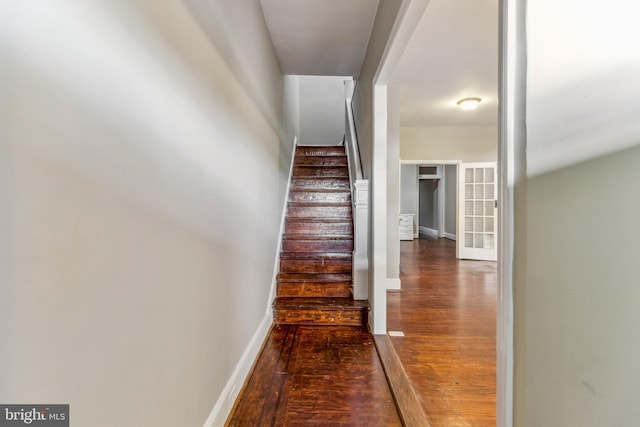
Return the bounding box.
[387,278,401,290]
[444,232,456,241]
[203,313,273,427]
[419,226,438,237]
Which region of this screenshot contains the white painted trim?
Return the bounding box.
[419,226,438,236]
[414,167,420,237]
[352,179,370,300]
[370,84,388,335]
[376,1,516,425]
[401,159,463,165]
[437,170,445,237]
[444,232,457,241]
[203,313,273,427]
[386,278,401,290]
[266,137,298,313]
[497,0,523,425]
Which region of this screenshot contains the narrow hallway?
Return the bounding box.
[226,325,401,426]
[388,236,497,426]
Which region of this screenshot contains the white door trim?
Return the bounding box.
[497,0,525,425]
[373,0,522,426]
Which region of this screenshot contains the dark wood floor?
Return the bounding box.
[228,236,495,426]
[388,236,497,426]
[226,325,401,426]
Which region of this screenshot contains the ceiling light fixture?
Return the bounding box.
[457,97,482,111]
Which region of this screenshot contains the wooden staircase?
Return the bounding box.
[273,146,368,327]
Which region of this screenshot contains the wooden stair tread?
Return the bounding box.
[291,176,350,180]
[274,297,368,310]
[283,234,352,240]
[288,202,351,207]
[284,235,352,241]
[296,146,346,156]
[289,191,351,196]
[285,217,352,223]
[288,188,351,194]
[292,176,349,181]
[294,156,348,166]
[280,252,352,259]
[277,273,352,283]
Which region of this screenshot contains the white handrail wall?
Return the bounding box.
[344,80,369,301]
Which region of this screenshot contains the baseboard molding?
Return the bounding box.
[373,334,430,426]
[419,226,438,237]
[444,232,456,241]
[203,313,273,427]
[387,278,401,290]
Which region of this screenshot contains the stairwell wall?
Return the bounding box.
[352,0,402,180]
[0,1,284,426]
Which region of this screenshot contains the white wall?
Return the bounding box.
[386,84,401,286]
[185,0,284,133]
[298,75,351,146]
[0,1,284,426]
[516,0,640,425]
[281,75,300,198]
[521,146,640,426]
[401,126,497,161]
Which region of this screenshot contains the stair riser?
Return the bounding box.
[283,240,353,253]
[280,258,352,273]
[293,166,349,178]
[291,179,350,191]
[295,156,347,166]
[287,206,351,219]
[296,146,345,156]
[277,282,352,298]
[273,307,366,326]
[288,192,351,204]
[285,221,352,237]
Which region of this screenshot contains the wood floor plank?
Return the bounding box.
[226,325,401,426]
[388,236,497,427]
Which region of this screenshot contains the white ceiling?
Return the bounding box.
[392,0,499,127]
[259,0,379,76]
[259,0,498,127]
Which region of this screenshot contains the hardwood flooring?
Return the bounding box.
[388,236,497,426]
[228,236,495,426]
[226,325,401,426]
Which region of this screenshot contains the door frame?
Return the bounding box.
[371,0,524,426]
[401,160,460,240]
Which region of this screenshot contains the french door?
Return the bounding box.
[457,162,498,261]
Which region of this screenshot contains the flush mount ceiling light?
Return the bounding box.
[457,97,482,111]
